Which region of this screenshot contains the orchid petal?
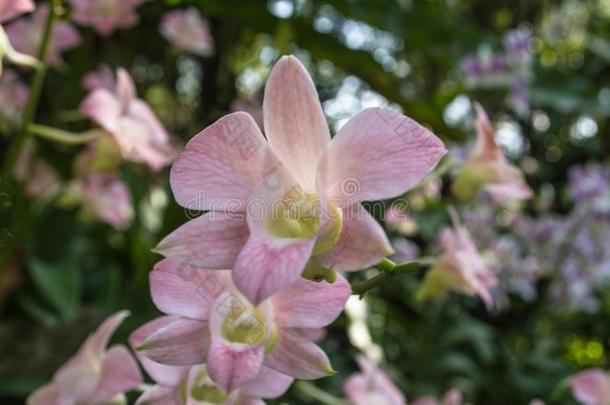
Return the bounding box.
[117,68,136,112]
[264,328,335,379]
[263,55,330,191]
[80,89,121,133]
[207,340,265,393]
[233,233,315,306]
[317,108,446,207]
[318,204,393,271]
[240,366,293,399]
[26,383,60,405]
[136,385,181,405]
[129,317,190,387]
[150,260,229,320]
[92,345,142,403]
[0,0,34,23]
[170,112,279,211]
[135,316,210,366]
[154,212,249,269]
[571,369,610,405]
[272,272,350,329]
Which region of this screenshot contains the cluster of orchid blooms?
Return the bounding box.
[2,1,607,404]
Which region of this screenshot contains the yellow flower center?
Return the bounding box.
[266,189,343,255]
[188,367,228,404]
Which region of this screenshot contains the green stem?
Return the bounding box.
[28,123,102,145]
[351,258,431,297]
[294,381,348,405]
[2,0,62,177]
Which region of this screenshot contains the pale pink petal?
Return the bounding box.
[116,68,135,112]
[129,99,170,144]
[170,112,279,211]
[317,108,446,207]
[240,366,293,399]
[410,397,438,405]
[207,340,265,392]
[571,369,610,405]
[232,233,315,306]
[264,328,334,379]
[80,89,121,133]
[134,316,210,366]
[272,273,350,329]
[263,55,330,191]
[318,204,393,271]
[26,383,61,405]
[150,259,228,320]
[135,385,181,405]
[92,345,142,403]
[472,102,503,161]
[154,212,249,269]
[442,389,463,405]
[84,310,130,358]
[484,182,533,202]
[129,317,190,387]
[0,0,34,23]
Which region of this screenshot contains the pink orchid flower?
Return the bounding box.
[571,369,610,405]
[132,258,350,393]
[70,0,145,37]
[27,311,142,405]
[156,55,446,305]
[130,322,293,405]
[411,389,463,405]
[0,0,38,74]
[385,202,417,236]
[5,4,80,66]
[417,209,497,309]
[160,7,214,57]
[80,68,175,171]
[452,103,532,202]
[343,355,406,405]
[80,172,134,229]
[82,64,116,92]
[0,0,33,22]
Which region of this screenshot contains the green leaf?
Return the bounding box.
[27,258,81,321]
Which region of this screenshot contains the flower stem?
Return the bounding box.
[351,257,432,297]
[28,123,102,145]
[2,0,62,178]
[294,381,348,405]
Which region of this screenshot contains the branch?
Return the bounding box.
[351,257,434,297]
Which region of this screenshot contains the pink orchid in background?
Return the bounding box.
[411,389,463,405]
[0,0,33,22]
[80,68,175,171]
[13,142,61,201]
[130,322,293,405]
[0,69,28,122]
[0,0,38,74]
[385,202,417,236]
[570,368,610,405]
[132,258,350,393]
[343,355,406,405]
[417,209,497,309]
[82,64,116,92]
[5,4,80,66]
[27,311,142,405]
[157,55,446,305]
[390,237,420,263]
[160,7,214,57]
[79,172,134,229]
[70,0,145,37]
[452,103,532,202]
